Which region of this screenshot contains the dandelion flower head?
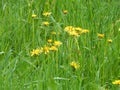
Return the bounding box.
[70,61,80,70]
[97,33,104,38]
[48,39,52,43]
[54,41,62,47]
[75,27,82,31]
[112,80,120,85]
[68,31,79,36]
[43,46,50,54]
[81,29,89,34]
[64,26,75,32]
[43,12,51,16]
[107,39,112,43]
[42,21,49,26]
[49,46,58,51]
[31,48,43,56]
[63,10,68,14]
[32,14,37,18]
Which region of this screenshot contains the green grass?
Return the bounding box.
[0,0,120,90]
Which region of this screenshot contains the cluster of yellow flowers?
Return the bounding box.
[70,61,80,70]
[32,10,67,18]
[32,12,50,26]
[64,26,89,36]
[31,10,114,72]
[31,40,62,56]
[97,33,113,43]
[31,11,63,57]
[112,80,120,85]
[41,12,52,26]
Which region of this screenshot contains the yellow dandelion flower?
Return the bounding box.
[42,12,51,16]
[63,10,68,14]
[112,80,120,85]
[68,31,79,36]
[31,48,43,56]
[32,14,37,18]
[75,27,82,31]
[42,21,49,26]
[70,61,80,70]
[51,31,56,35]
[49,46,58,51]
[43,46,49,54]
[48,39,52,43]
[81,29,89,34]
[97,33,104,38]
[54,41,62,47]
[107,39,112,43]
[64,26,75,32]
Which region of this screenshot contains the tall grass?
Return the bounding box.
[0,0,120,90]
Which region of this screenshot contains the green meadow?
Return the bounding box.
[0,0,120,90]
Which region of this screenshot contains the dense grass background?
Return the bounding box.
[0,0,120,90]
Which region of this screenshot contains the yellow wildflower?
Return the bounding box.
[112,80,120,85]
[81,29,89,34]
[68,31,79,36]
[49,46,58,51]
[42,21,49,26]
[64,26,75,32]
[63,10,68,14]
[42,12,51,16]
[31,48,43,56]
[48,39,52,43]
[97,33,104,38]
[70,61,80,70]
[43,46,49,54]
[32,14,37,18]
[75,27,82,31]
[107,39,112,43]
[54,41,62,47]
